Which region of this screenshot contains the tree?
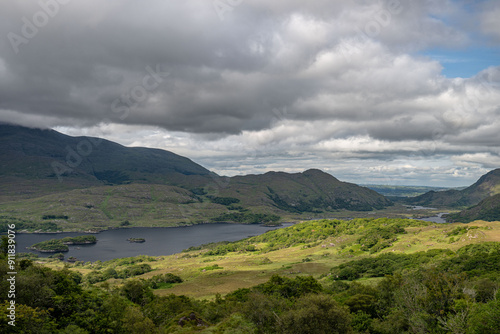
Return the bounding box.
[242,292,286,332]
[280,294,352,334]
[255,275,323,298]
[121,305,157,334]
[0,301,57,333]
[121,280,154,305]
[467,299,500,334]
[0,235,8,257]
[344,294,377,317]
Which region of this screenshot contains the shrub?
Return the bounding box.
[280,294,352,334]
[148,273,183,289]
[254,275,323,299]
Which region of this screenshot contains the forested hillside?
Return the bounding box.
[3,218,500,333]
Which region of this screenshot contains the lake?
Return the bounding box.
[407,206,449,224]
[419,213,448,224]
[14,223,293,262]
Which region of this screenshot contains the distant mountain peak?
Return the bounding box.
[303,168,340,180]
[407,168,500,208]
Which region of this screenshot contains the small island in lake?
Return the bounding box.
[48,253,65,260]
[261,222,283,227]
[61,235,97,245]
[127,238,146,243]
[28,235,97,253]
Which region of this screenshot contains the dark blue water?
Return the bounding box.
[14,223,292,262]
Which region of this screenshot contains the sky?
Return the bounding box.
[1,0,499,187]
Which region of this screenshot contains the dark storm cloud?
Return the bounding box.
[0,0,466,133]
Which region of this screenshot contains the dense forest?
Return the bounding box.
[2,219,500,333]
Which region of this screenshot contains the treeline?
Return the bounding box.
[209,196,241,206]
[331,242,500,281]
[331,249,454,280]
[203,242,257,256]
[182,240,258,256]
[42,215,69,220]
[211,212,280,224]
[86,263,154,283]
[0,216,58,233]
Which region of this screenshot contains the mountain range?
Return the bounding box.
[1,123,500,230]
[0,123,392,230]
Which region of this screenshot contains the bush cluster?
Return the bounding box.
[86,263,153,283]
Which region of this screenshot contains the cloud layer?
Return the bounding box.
[1,0,499,186]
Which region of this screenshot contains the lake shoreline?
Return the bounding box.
[10,221,289,235]
[13,223,295,262]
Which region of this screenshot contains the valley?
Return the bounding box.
[2,124,500,333]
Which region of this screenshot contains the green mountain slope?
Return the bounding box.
[0,123,213,199]
[0,183,230,231]
[0,170,393,231]
[446,193,500,223]
[218,169,392,213]
[406,168,500,208]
